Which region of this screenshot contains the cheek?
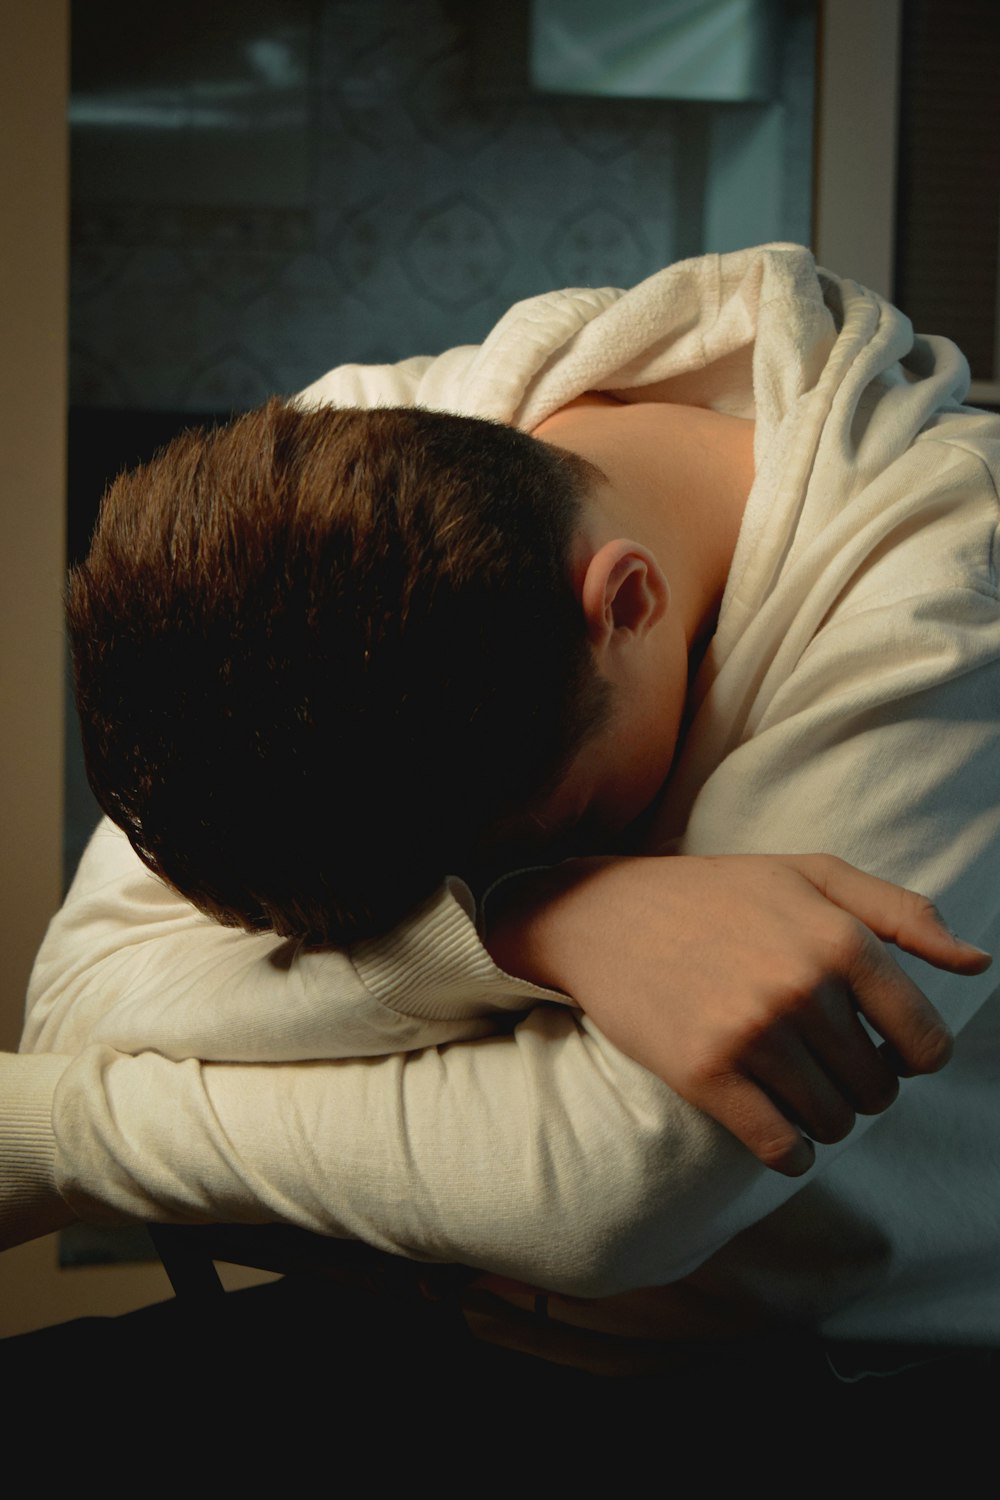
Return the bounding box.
[592,729,672,833]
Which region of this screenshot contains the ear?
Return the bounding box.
[580,538,670,650]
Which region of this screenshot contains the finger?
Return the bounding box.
[745,1029,857,1145]
[692,1072,817,1176]
[845,931,953,1075]
[878,1040,920,1079]
[796,984,901,1116]
[796,856,992,975]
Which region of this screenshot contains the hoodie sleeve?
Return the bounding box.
[22,820,560,1064]
[39,1009,785,1295]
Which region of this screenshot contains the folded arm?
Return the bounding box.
[12,847,994,1290]
[14,828,777,1289]
[13,1009,783,1294]
[11,588,1000,1289]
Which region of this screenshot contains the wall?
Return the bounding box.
[0,0,168,1337]
[69,0,816,414]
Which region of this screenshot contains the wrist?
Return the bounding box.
[483,857,619,994]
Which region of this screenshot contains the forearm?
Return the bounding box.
[24,820,548,1064]
[37,1013,786,1295]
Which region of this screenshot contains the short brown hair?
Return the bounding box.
[68,400,612,944]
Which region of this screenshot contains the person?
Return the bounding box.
[3,244,1000,1365]
[43,376,976,1173]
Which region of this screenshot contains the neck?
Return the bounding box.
[533,395,755,651]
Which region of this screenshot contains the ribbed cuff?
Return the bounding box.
[0,1052,76,1248]
[352,877,565,1022]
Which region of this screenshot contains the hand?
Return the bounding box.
[484,853,992,1176]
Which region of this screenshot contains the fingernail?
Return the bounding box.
[946,925,990,956]
[958,939,992,957]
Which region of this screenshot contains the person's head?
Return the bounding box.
[68,399,625,944]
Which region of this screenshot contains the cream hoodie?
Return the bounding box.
[8,246,1000,1342]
